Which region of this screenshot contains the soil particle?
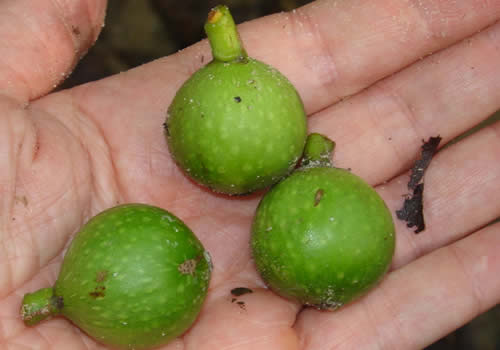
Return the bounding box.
[230,287,253,296]
[397,183,425,233]
[396,136,441,233]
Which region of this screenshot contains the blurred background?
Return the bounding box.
[61,1,499,349]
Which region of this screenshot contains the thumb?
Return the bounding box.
[0,0,107,102]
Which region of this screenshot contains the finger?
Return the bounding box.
[58,17,500,211]
[379,120,500,269]
[309,20,500,184]
[119,0,500,116]
[0,0,107,102]
[241,0,500,114]
[74,0,500,123]
[295,222,500,350]
[54,0,500,196]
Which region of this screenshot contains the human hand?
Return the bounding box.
[1,0,499,349]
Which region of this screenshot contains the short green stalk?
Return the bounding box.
[21,287,62,326]
[204,5,247,62]
[301,133,335,168]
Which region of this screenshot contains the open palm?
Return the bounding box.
[1,0,500,349]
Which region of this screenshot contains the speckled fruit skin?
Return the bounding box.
[54,204,211,349]
[165,57,307,195]
[251,167,395,309]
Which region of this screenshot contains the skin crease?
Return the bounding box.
[0,0,499,349]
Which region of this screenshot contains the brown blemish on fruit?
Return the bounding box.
[95,270,108,283]
[178,256,202,275]
[314,189,324,207]
[89,286,106,299]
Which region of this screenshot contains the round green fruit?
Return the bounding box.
[165,5,307,195]
[21,204,212,350]
[251,134,395,309]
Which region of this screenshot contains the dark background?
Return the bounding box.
[62,1,499,349]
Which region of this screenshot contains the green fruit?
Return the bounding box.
[165,5,307,195]
[21,204,212,350]
[251,134,395,309]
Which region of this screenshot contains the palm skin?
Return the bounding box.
[1,0,500,349]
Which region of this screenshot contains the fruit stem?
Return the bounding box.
[204,5,247,62]
[301,133,335,168]
[20,287,63,326]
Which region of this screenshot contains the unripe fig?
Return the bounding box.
[21,204,212,350]
[165,5,307,195]
[251,134,395,309]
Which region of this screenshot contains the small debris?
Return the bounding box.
[397,183,425,233]
[408,136,442,190]
[163,122,170,136]
[15,195,29,207]
[236,301,246,310]
[396,136,441,234]
[234,96,242,103]
[230,287,253,297]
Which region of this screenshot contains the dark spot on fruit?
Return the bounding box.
[234,96,242,103]
[314,189,324,207]
[201,112,205,118]
[95,270,108,283]
[163,122,170,136]
[231,298,237,303]
[236,301,246,310]
[200,55,205,63]
[72,26,80,35]
[230,287,253,296]
[89,286,106,299]
[52,296,64,310]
